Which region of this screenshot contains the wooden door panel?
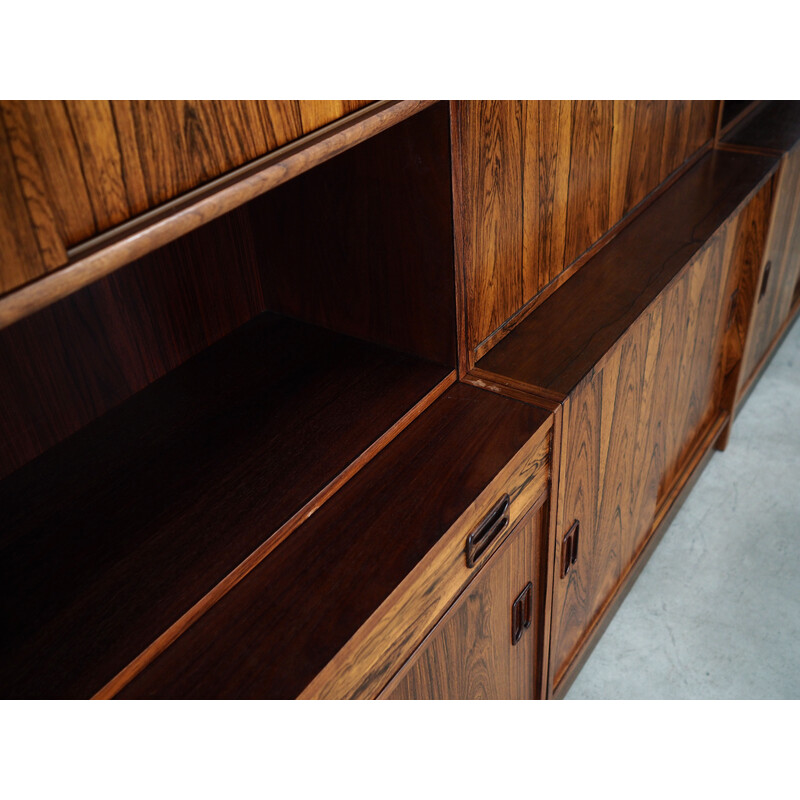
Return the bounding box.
[740,146,800,385]
[719,175,777,422]
[383,504,543,700]
[549,224,736,688]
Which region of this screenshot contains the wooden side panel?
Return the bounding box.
[0,100,372,296]
[740,146,800,387]
[383,504,542,700]
[549,225,736,688]
[458,101,718,353]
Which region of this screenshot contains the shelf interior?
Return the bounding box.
[0,311,452,698]
[723,101,800,153]
[116,382,549,699]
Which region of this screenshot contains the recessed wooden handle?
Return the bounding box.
[511,582,533,645]
[561,520,580,578]
[465,494,510,567]
[759,260,772,300]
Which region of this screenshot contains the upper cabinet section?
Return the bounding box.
[453,101,719,361]
[0,101,371,295]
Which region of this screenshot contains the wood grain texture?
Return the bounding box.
[0,100,399,320]
[0,312,452,699]
[381,503,543,700]
[455,101,719,355]
[0,102,454,478]
[477,149,779,396]
[455,101,524,350]
[551,415,727,698]
[115,385,551,699]
[548,225,737,689]
[738,146,800,389]
[717,174,777,447]
[564,101,614,271]
[523,101,572,298]
[0,106,67,292]
[3,100,371,250]
[253,102,456,366]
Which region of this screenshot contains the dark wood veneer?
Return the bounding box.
[476,149,778,396]
[0,312,452,699]
[0,102,455,480]
[454,101,719,362]
[721,101,800,155]
[0,101,437,328]
[116,384,549,699]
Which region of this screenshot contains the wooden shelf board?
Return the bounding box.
[0,312,452,698]
[722,101,800,155]
[475,148,779,398]
[115,382,550,699]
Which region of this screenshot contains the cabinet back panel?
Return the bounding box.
[253,102,456,366]
[0,101,371,252]
[456,100,719,353]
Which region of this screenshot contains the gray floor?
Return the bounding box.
[566,318,800,699]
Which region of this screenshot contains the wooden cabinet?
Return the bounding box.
[382,502,545,700]
[1,99,799,700]
[471,117,787,696]
[549,226,737,689]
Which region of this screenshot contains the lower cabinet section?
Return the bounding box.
[381,502,544,699]
[548,221,735,693]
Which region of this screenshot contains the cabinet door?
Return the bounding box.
[548,225,736,692]
[382,503,544,700]
[740,145,800,386]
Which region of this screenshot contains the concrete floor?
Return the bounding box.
[566,317,800,699]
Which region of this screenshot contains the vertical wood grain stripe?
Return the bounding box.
[0,101,433,329]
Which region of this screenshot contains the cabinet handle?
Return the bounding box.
[759,260,772,300]
[465,494,510,568]
[511,582,533,645]
[560,520,580,578]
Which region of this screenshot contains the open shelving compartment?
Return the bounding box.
[0,102,461,698]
